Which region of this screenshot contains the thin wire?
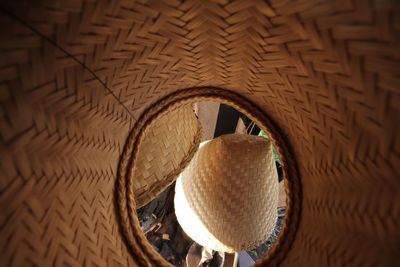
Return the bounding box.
[0,6,136,119]
[245,120,255,134]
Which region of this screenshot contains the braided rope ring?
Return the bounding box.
[116,87,302,266]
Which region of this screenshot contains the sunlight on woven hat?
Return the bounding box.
[175,134,279,252]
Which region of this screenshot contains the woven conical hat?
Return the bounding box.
[175,134,279,252]
[134,105,201,208]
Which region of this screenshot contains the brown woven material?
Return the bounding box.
[175,134,279,253]
[134,104,201,208]
[0,1,399,267]
[117,88,301,266]
[117,89,301,267]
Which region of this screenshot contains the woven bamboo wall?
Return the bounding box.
[0,0,399,266]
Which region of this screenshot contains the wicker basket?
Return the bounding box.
[0,1,399,266]
[133,104,201,208]
[175,134,279,253]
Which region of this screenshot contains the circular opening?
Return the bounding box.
[139,102,286,266]
[116,88,301,267]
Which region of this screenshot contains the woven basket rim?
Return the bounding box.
[116,87,302,267]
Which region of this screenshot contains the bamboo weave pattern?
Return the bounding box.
[0,0,399,266]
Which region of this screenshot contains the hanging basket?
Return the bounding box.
[133,104,201,208]
[174,134,280,253]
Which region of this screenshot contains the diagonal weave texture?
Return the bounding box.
[0,0,399,266]
[175,134,279,253]
[133,104,201,208]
